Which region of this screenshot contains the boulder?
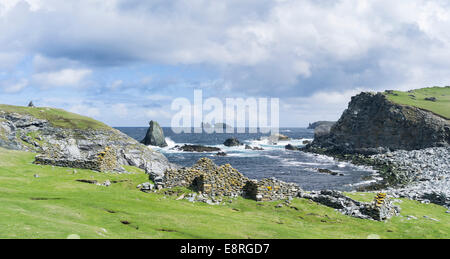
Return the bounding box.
[245,144,264,151]
[224,137,241,147]
[175,144,221,152]
[425,97,437,102]
[285,144,299,151]
[141,120,168,147]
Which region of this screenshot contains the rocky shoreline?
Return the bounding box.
[303,146,450,208]
[373,147,450,208]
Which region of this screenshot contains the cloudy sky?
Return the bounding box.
[1,0,450,127]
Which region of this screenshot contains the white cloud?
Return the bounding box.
[68,104,100,118]
[109,80,123,90]
[2,0,450,125]
[32,68,92,88]
[1,78,28,93]
[111,103,128,118]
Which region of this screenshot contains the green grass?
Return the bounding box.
[384,86,450,120]
[0,148,448,239]
[0,104,109,130]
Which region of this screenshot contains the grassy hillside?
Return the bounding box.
[0,104,109,130]
[384,86,450,119]
[0,147,448,239]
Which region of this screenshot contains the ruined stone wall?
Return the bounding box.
[161,158,302,200]
[34,146,118,172]
[244,178,301,201]
[34,155,102,171]
[162,158,249,196]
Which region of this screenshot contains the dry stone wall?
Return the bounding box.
[35,146,120,172]
[244,178,301,201]
[160,158,302,200]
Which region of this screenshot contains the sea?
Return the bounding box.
[115,127,378,191]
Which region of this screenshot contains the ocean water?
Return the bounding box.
[116,127,377,191]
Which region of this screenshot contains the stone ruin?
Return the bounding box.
[161,158,250,197]
[244,178,301,201]
[300,191,400,221]
[35,146,120,172]
[157,157,302,200]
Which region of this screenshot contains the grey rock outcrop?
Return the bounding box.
[285,144,300,151]
[141,120,167,147]
[309,92,450,154]
[223,137,241,147]
[0,111,174,178]
[307,121,336,130]
[173,144,221,152]
[300,191,400,221]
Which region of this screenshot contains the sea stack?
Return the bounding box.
[141,120,168,147]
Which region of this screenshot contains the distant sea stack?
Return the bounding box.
[141,120,168,147]
[307,121,335,130]
[308,92,450,154]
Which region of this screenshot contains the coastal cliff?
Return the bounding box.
[308,91,450,155]
[0,104,173,178]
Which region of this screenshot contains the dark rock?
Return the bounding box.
[302,140,312,145]
[425,97,437,102]
[309,92,450,153]
[224,137,241,147]
[28,101,35,107]
[317,168,339,176]
[285,144,299,151]
[175,144,221,152]
[216,152,227,156]
[245,144,264,151]
[137,182,155,192]
[141,120,167,147]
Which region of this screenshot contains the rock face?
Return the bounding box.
[309,92,450,154]
[0,111,174,177]
[307,121,336,130]
[223,137,241,147]
[141,120,167,147]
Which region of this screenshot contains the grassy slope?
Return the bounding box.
[0,104,109,130]
[0,148,448,239]
[385,86,450,120]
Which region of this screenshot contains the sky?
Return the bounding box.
[1,0,450,127]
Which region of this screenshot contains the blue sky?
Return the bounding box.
[1,0,450,127]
